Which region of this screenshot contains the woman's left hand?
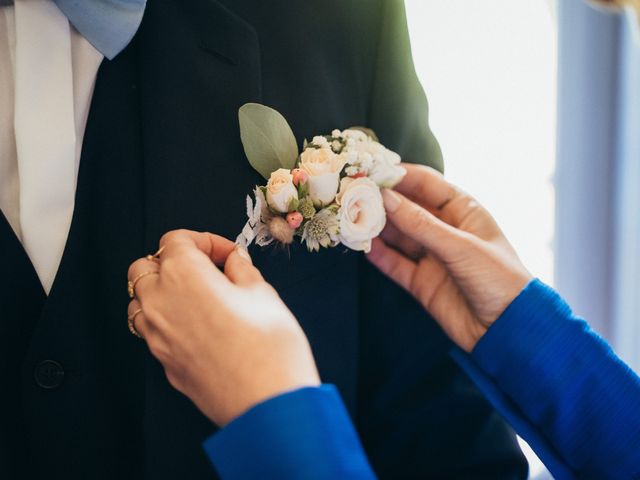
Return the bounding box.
[127,230,320,426]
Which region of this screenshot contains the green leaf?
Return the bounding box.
[325,204,340,214]
[297,182,309,199]
[288,197,300,212]
[239,103,299,180]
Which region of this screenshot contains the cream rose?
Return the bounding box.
[299,147,347,206]
[336,177,386,252]
[266,168,298,213]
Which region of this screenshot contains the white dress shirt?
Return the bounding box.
[0,0,103,293]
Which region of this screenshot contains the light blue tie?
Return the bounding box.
[54,0,147,59]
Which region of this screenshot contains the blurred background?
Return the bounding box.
[405,0,640,478]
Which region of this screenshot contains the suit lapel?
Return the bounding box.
[136,3,266,476]
[138,0,263,248]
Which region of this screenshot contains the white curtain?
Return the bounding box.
[556,0,640,370]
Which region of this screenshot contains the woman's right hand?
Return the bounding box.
[367,164,533,352]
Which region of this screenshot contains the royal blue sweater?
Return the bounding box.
[204,280,640,479]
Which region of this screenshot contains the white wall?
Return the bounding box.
[405,0,557,285]
[405,2,558,477]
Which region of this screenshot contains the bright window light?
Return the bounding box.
[405,2,558,478]
[405,0,557,286]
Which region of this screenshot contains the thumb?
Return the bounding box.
[382,189,468,262]
[224,246,265,286]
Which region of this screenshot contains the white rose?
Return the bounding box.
[336,177,386,252]
[266,168,298,213]
[299,147,347,206]
[368,149,406,188]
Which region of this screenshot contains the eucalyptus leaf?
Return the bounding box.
[239,103,299,180]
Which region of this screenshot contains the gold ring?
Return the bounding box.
[127,309,145,339]
[127,270,159,299]
[145,245,166,262]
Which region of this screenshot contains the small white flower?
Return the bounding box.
[331,129,343,138]
[301,208,340,252]
[341,132,405,188]
[359,152,374,172]
[342,129,368,142]
[266,168,298,213]
[342,133,380,174]
[344,149,359,166]
[311,135,330,148]
[336,177,386,252]
[299,147,347,207]
[345,166,360,177]
[368,149,406,188]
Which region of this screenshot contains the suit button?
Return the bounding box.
[34,360,65,389]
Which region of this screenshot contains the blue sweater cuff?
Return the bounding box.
[203,385,375,480]
[471,279,575,385]
[470,279,640,479]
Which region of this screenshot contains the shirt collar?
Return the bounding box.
[54,0,147,60]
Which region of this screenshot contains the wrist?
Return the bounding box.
[467,270,533,352]
[217,375,321,426]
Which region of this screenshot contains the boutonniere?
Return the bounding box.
[236,103,406,253]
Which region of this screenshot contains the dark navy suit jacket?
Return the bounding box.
[0,1,526,478]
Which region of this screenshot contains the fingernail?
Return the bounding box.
[382,189,401,213]
[235,245,253,264]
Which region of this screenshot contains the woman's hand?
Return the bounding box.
[367,164,533,352]
[127,230,320,426]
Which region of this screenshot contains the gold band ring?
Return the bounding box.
[127,270,159,299]
[145,245,166,262]
[127,308,145,339]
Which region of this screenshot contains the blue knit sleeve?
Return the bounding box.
[203,385,376,479]
[460,279,640,479]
